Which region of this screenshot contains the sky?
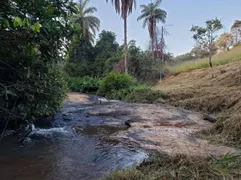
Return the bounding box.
[87,0,241,56]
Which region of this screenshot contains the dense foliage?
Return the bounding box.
[67,76,100,93]
[66,37,96,77]
[96,73,163,103]
[67,30,120,77]
[0,0,79,128]
[98,72,136,95]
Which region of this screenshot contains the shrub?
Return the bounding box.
[67,76,100,93]
[101,84,164,103]
[0,0,78,128]
[125,86,164,103]
[16,67,67,122]
[97,73,164,103]
[98,72,136,95]
[0,61,67,128]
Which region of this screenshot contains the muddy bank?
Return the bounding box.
[67,93,235,157]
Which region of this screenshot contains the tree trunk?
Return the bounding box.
[152,35,155,60]
[161,26,164,63]
[124,17,128,74]
[209,51,213,68]
[155,28,159,60]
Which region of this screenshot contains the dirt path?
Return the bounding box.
[67,92,236,157]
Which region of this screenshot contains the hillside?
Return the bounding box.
[164,45,241,75]
[154,61,241,146]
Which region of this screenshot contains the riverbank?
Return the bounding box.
[103,61,241,180]
[1,91,240,180]
[62,92,240,179]
[154,61,241,147]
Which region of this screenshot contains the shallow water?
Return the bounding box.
[0,101,147,180]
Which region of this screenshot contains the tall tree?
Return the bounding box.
[137,0,167,59]
[106,0,136,74]
[75,0,100,43]
[191,18,223,67]
[191,46,209,59]
[216,33,233,51]
[94,30,119,76]
[231,20,241,45]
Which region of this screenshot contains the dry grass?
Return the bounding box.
[102,151,241,180]
[102,61,241,180]
[164,45,241,75]
[154,61,241,147]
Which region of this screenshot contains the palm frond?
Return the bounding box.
[75,0,100,43]
[83,7,97,15]
[154,0,162,8]
[107,0,136,18]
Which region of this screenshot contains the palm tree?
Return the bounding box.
[137,0,167,59]
[106,0,136,74]
[75,0,100,43]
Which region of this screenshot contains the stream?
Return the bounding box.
[0,95,147,180]
[0,92,235,180]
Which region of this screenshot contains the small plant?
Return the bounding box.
[211,152,241,175]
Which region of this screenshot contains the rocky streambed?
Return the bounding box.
[0,92,235,180]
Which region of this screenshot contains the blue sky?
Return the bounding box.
[88,0,241,56]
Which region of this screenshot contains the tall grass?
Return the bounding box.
[164,46,241,75]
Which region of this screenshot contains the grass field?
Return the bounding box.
[164,45,241,75]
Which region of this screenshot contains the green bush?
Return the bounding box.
[15,67,67,121]
[101,84,164,103]
[0,0,78,128]
[0,60,68,128]
[98,72,136,95]
[67,76,100,93]
[97,73,164,103]
[125,86,164,103]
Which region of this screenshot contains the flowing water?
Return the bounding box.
[0,97,147,180]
